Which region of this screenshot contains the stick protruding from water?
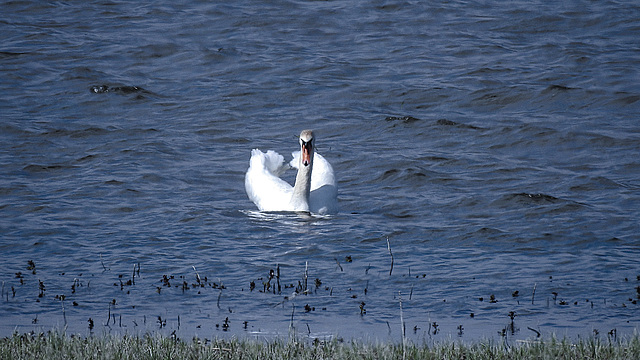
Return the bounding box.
[399,291,406,360]
[386,237,394,276]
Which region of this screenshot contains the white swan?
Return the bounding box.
[245,130,338,215]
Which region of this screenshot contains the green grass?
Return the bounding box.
[1,331,639,360]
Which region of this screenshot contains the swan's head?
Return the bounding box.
[299,130,314,167]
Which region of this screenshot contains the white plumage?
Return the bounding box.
[245,130,337,215]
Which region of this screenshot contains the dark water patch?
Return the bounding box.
[40,128,72,137]
[490,192,570,211]
[435,119,483,130]
[383,210,414,219]
[468,227,506,239]
[104,179,125,186]
[417,155,454,166]
[385,115,421,124]
[384,117,483,131]
[534,85,609,112]
[0,124,34,137]
[209,136,252,145]
[376,167,430,185]
[542,84,578,93]
[509,193,559,204]
[134,42,180,59]
[487,124,563,151]
[610,92,640,106]
[464,66,514,76]
[569,176,625,192]
[468,86,532,110]
[0,51,28,59]
[40,126,112,139]
[120,188,142,195]
[436,118,462,127]
[113,207,136,213]
[539,202,587,216]
[61,66,111,82]
[22,164,76,173]
[140,173,167,184]
[562,130,639,150]
[75,154,98,163]
[604,237,623,244]
[24,204,49,214]
[89,85,154,100]
[70,127,111,139]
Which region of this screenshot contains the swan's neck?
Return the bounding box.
[290,160,313,212]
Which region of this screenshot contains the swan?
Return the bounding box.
[245,130,338,215]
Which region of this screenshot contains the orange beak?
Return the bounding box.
[302,142,312,166]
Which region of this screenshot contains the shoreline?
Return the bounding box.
[2,330,639,359]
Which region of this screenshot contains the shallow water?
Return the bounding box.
[1,0,639,343]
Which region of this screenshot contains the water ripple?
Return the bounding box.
[1,0,639,343]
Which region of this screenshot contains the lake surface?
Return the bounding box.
[1,0,639,343]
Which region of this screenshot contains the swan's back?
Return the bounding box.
[245,149,293,212]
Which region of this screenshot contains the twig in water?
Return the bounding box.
[303,261,308,294]
[289,303,295,333]
[100,253,109,272]
[192,266,201,284]
[132,264,136,285]
[527,326,541,337]
[276,264,281,294]
[399,291,406,360]
[334,258,343,272]
[386,237,394,276]
[531,283,537,304]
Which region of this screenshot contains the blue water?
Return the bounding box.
[1,0,639,343]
